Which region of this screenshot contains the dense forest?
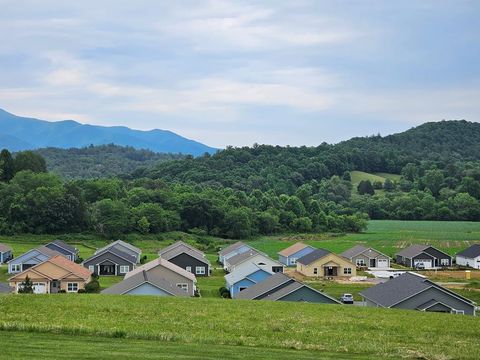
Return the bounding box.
[35,144,185,179]
[1,120,480,239]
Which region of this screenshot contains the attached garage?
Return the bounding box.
[414,259,432,269]
[32,282,47,294]
[377,259,389,268]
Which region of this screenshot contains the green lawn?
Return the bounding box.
[0,295,479,359]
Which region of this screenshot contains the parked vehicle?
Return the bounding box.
[340,293,354,304]
[415,263,426,270]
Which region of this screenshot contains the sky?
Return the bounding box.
[0,1,479,148]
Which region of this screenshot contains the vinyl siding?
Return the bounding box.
[296,253,356,277]
[125,283,173,296]
[167,253,209,277]
[279,286,338,304]
[456,255,480,269]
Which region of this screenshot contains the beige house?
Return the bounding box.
[9,255,92,294]
[296,248,356,278]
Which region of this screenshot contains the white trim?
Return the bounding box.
[119,265,129,274]
[67,282,79,293]
[391,285,475,308]
[195,266,205,275]
[84,250,135,266]
[88,265,94,273]
[176,283,188,292]
[186,266,192,273]
[121,281,177,296]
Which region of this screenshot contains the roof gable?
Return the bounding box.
[125,257,196,282]
[457,244,480,258]
[278,242,314,257]
[218,241,251,256]
[46,240,78,254]
[160,246,210,266]
[339,245,368,259]
[159,241,204,258]
[0,243,12,253]
[86,246,137,265]
[296,248,331,265]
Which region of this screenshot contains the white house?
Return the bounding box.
[456,244,480,269]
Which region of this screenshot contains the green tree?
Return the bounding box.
[357,180,375,195]
[18,275,34,294]
[137,216,150,234]
[0,149,15,182]
[383,178,395,192]
[14,151,47,173]
[424,169,444,197]
[90,199,131,238]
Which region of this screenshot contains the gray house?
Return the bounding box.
[122,258,197,296]
[340,245,391,268]
[45,240,79,262]
[218,241,254,264]
[94,240,142,263]
[396,245,452,269]
[0,244,13,264]
[101,270,190,296]
[360,272,476,315]
[83,247,137,276]
[159,241,211,276]
[236,272,340,304]
[7,246,64,274]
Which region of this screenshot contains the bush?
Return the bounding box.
[219,287,231,299]
[77,289,86,293]
[85,279,100,293]
[58,290,66,293]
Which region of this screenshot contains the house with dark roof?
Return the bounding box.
[340,245,391,269]
[236,273,340,304]
[101,270,190,296]
[158,241,211,276]
[45,240,79,262]
[278,242,316,266]
[296,248,356,278]
[225,262,273,298]
[456,244,480,269]
[224,250,284,274]
[94,240,142,263]
[0,243,13,264]
[395,245,452,269]
[218,241,254,264]
[83,246,137,276]
[360,272,476,315]
[7,246,65,274]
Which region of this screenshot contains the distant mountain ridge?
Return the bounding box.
[0,108,218,155]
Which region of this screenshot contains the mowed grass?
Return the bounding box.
[0,295,479,360]
[248,220,480,258]
[0,331,375,360]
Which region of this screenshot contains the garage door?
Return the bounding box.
[377,259,389,268]
[414,259,432,268]
[33,283,47,294]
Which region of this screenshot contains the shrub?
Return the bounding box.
[85,279,100,293]
[77,289,86,293]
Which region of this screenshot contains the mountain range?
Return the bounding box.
[0,108,217,156]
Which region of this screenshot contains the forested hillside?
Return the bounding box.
[0,120,479,239]
[35,145,185,179]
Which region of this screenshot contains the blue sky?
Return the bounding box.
[0,1,479,148]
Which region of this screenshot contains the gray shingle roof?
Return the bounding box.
[457,244,480,258]
[88,246,137,264]
[160,244,210,266]
[218,241,250,256]
[159,241,204,258]
[339,245,368,259]
[36,246,64,258]
[225,250,259,267]
[48,240,78,254]
[395,244,429,258]
[296,248,331,265]
[0,243,12,253]
[95,240,142,256]
[235,273,292,299]
[101,270,189,296]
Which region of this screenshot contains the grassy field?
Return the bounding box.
[1,295,479,359]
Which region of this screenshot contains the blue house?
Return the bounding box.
[45,240,79,262]
[278,242,316,266]
[7,246,64,274]
[225,264,273,298]
[218,241,254,264]
[0,244,13,264]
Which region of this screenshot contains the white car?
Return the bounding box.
[340,293,354,304]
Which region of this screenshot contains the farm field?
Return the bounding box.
[0,295,479,360]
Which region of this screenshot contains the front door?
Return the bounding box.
[50,280,60,293]
[99,265,116,275]
[369,259,376,268]
[324,266,337,277]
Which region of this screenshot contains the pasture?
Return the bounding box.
[0,295,479,359]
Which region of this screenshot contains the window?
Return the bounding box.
[67,283,78,292]
[453,309,465,315]
[344,268,352,275]
[88,265,94,273]
[272,266,283,273]
[195,266,205,275]
[356,259,366,266]
[186,266,192,272]
[177,283,188,291]
[440,259,450,266]
[290,258,297,265]
[239,287,247,292]
[119,265,129,274]
[313,268,318,275]
[11,264,21,272]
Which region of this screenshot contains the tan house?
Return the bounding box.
[9,255,92,294]
[296,248,356,278]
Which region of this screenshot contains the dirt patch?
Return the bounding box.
[423,270,480,280]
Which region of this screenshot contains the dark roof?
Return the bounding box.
[36,246,64,258]
[236,273,292,299]
[360,272,475,307]
[159,244,210,266]
[87,246,137,264]
[0,243,12,253]
[48,240,78,254]
[339,245,368,259]
[396,245,429,258]
[101,270,188,296]
[296,248,331,265]
[219,241,250,256]
[457,244,480,258]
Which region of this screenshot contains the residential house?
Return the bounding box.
[236,272,340,304]
[101,270,190,296]
[225,263,273,298]
[83,246,137,276]
[340,245,391,269]
[0,243,13,264]
[9,255,92,294]
[7,246,65,274]
[296,249,356,278]
[218,241,254,264]
[124,257,197,296]
[45,240,79,262]
[456,244,480,269]
[224,250,284,274]
[360,272,476,315]
[159,241,210,276]
[395,245,452,269]
[94,240,142,263]
[278,242,315,266]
